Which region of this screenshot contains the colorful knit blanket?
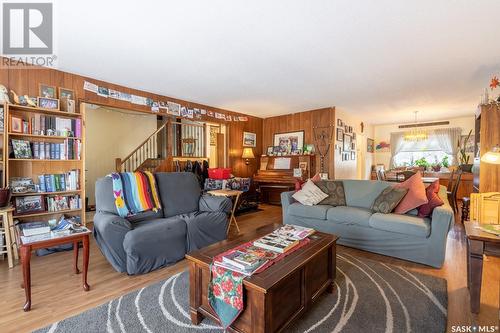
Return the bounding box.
[110,171,161,217]
[208,238,310,329]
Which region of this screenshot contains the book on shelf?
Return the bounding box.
[17,114,81,138]
[38,170,80,192]
[46,194,81,212]
[10,139,81,160]
[18,221,50,237]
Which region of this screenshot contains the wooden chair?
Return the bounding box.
[447,170,462,215]
[376,169,386,181]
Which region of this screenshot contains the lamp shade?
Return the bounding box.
[242,147,255,159]
[481,145,500,165]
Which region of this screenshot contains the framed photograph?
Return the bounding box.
[11,139,32,158]
[319,173,328,180]
[352,132,356,140]
[266,146,274,155]
[337,119,342,126]
[367,138,374,153]
[299,161,308,170]
[336,128,344,141]
[37,97,59,110]
[39,84,57,98]
[272,146,281,155]
[273,131,304,154]
[351,151,356,160]
[243,132,257,147]
[14,195,45,215]
[351,142,355,150]
[60,98,75,112]
[293,168,302,177]
[58,87,75,101]
[10,116,23,133]
[167,101,181,116]
[343,134,352,151]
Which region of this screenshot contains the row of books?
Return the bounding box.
[32,140,81,160]
[46,194,81,212]
[38,170,80,192]
[215,225,315,276]
[13,114,82,138]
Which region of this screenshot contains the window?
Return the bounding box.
[392,132,455,167]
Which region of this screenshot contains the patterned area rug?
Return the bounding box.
[35,252,447,333]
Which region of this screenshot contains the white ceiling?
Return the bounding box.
[54,0,500,124]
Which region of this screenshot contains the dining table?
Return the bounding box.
[385,175,439,184]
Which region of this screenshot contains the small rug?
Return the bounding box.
[35,253,447,333]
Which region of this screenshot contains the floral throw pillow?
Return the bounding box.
[371,186,409,214]
[316,180,346,206]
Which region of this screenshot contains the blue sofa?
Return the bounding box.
[281,179,454,268]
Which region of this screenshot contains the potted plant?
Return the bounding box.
[457,129,473,172]
[431,162,442,172]
[415,157,430,170]
[441,155,449,168]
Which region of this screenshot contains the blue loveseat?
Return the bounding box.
[281,179,454,268]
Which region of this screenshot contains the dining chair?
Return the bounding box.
[376,170,386,181]
[447,170,462,215]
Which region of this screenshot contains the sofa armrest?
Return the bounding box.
[199,195,232,214]
[92,212,132,272]
[281,191,296,223]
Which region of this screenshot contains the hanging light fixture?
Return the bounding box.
[403,111,428,142]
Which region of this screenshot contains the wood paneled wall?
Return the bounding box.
[262,107,336,178]
[0,58,262,177]
[479,104,500,192]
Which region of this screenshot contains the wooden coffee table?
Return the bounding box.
[186,224,338,333]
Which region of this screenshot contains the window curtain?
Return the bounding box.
[433,127,462,164]
[389,132,405,168]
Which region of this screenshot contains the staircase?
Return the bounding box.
[115,119,207,172]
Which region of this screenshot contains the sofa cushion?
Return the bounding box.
[342,180,392,209]
[292,180,328,206]
[393,172,428,214]
[288,202,330,220]
[316,180,347,206]
[155,172,201,218]
[369,213,431,237]
[371,186,408,213]
[418,180,444,217]
[326,206,373,227]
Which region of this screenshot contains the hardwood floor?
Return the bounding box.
[0,204,498,332]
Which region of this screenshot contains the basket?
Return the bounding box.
[208,168,232,180]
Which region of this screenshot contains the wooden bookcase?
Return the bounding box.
[4,103,86,225]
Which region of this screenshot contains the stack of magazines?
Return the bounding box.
[253,225,315,253]
[215,246,279,276]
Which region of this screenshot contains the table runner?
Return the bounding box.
[208,237,310,328]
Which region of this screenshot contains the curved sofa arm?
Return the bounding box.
[281,191,296,224]
[93,212,132,272]
[199,195,232,214]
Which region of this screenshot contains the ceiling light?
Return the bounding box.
[403,111,428,142]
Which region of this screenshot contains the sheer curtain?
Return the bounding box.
[433,128,462,164]
[389,132,405,168]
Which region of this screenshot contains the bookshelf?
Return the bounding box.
[5,103,86,225]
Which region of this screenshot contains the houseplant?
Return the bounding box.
[457,129,473,172]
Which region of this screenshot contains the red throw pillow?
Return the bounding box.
[393,172,428,214]
[417,180,444,217]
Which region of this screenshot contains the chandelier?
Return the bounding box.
[403,111,428,142]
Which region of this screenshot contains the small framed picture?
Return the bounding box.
[39,84,57,98]
[351,151,356,160]
[58,87,75,101]
[319,173,328,180]
[336,128,344,141]
[243,132,257,147]
[14,195,45,215]
[337,119,342,126]
[11,139,32,158]
[343,133,352,151]
[61,98,75,112]
[352,132,356,140]
[38,97,59,110]
[10,116,23,133]
[299,161,308,170]
[266,146,274,155]
[293,168,302,177]
[351,142,355,150]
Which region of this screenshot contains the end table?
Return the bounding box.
[16,227,92,311]
[207,189,243,234]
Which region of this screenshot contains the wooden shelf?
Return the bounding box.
[8,104,81,118]
[12,190,81,197]
[8,133,80,140]
[13,208,82,218]
[9,159,80,162]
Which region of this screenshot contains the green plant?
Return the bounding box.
[441,155,449,168]
[415,157,430,168]
[457,129,472,165]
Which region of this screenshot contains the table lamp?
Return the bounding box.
[242,148,255,165]
[481,145,500,164]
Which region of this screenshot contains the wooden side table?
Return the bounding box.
[207,189,243,235]
[0,206,18,268]
[16,227,92,311]
[464,222,500,313]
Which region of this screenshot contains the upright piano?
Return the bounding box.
[254,155,316,205]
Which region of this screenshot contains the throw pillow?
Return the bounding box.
[316,180,346,206]
[292,179,329,206]
[371,186,409,214]
[294,173,322,192]
[417,180,444,217]
[393,172,428,214]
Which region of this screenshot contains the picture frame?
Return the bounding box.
[37,97,59,110]
[10,116,23,133]
[352,132,356,140]
[367,138,375,153]
[266,146,274,155]
[11,139,32,159]
[336,128,344,141]
[58,87,75,101]
[337,119,342,126]
[343,133,352,151]
[243,132,257,147]
[351,151,356,160]
[61,98,75,112]
[14,195,45,215]
[273,130,304,154]
[39,84,57,99]
[299,161,308,170]
[351,142,355,150]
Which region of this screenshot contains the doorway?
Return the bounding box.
[357,133,367,180]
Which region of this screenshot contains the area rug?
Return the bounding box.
[35,252,447,333]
